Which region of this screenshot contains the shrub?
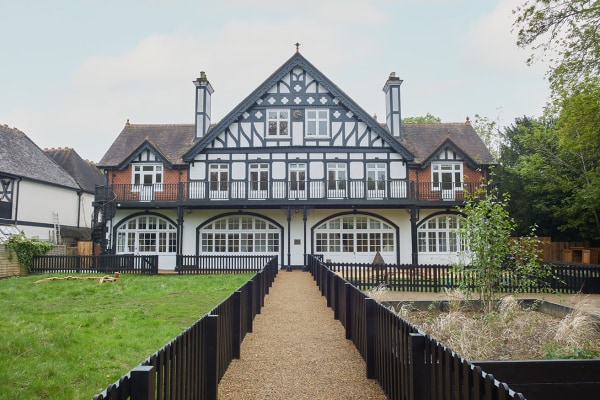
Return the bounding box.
[4,233,54,270]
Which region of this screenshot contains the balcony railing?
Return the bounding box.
[95,180,485,204]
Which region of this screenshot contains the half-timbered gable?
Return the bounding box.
[93,52,496,269]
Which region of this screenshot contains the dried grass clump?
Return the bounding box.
[401,298,563,360]
[552,298,600,353]
[366,284,389,301]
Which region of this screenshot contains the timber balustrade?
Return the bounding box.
[94,180,485,204]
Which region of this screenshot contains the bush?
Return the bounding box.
[4,233,54,270]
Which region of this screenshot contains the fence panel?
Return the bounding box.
[306,254,528,400]
[31,254,158,275]
[92,256,278,400]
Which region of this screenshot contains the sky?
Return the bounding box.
[0,0,549,163]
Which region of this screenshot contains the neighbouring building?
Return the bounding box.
[92,51,495,270]
[0,125,104,244]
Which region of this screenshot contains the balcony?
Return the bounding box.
[95,180,485,208]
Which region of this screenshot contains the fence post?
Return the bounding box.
[345,282,352,340]
[409,333,426,400]
[130,365,155,400]
[365,297,377,379]
[232,290,241,359]
[203,315,219,400]
[247,280,254,333]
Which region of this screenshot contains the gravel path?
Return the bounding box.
[218,271,387,400]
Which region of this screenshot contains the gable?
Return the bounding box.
[183,53,413,161]
[401,123,495,167]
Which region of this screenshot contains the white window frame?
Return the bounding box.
[288,163,307,199]
[132,164,163,192]
[116,215,177,254]
[267,109,290,137]
[305,109,329,137]
[209,163,229,199]
[201,216,280,253]
[432,162,463,192]
[366,162,387,198]
[249,163,269,198]
[327,162,347,198]
[417,215,461,254]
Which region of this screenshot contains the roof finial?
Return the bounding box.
[294,42,301,53]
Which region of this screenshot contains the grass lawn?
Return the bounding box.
[0,273,253,400]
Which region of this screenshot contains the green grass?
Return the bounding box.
[0,273,253,400]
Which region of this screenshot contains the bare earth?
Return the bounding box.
[218,271,387,400]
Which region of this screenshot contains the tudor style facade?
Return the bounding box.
[93,52,495,270]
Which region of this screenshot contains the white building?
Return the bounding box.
[94,52,495,270]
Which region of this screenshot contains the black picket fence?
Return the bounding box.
[324,260,600,294]
[176,254,278,273]
[307,254,526,400]
[30,254,159,274]
[92,255,278,400]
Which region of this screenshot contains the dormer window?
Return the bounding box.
[267,110,289,136]
[133,164,163,190]
[306,109,329,137]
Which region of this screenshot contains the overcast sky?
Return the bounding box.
[0,0,548,163]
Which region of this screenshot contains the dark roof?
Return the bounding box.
[0,124,80,189]
[60,225,92,240]
[400,123,495,167]
[44,148,105,193]
[98,123,195,168]
[183,52,413,161]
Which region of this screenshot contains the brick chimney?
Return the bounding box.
[383,72,403,139]
[194,71,214,139]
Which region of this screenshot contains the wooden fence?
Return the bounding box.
[176,254,277,273]
[307,255,526,400]
[324,260,600,294]
[30,254,159,274]
[93,256,278,400]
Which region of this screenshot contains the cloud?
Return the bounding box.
[461,0,546,75]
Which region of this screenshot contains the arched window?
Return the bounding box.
[418,215,462,253]
[116,215,177,254]
[315,215,395,254]
[200,215,280,253]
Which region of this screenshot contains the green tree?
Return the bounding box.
[496,116,569,239]
[551,79,600,239]
[402,113,441,123]
[513,0,600,93]
[456,186,547,313]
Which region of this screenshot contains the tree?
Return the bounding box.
[550,79,600,239]
[456,185,548,313]
[496,116,570,239]
[402,113,441,123]
[472,113,500,159]
[513,0,600,93]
